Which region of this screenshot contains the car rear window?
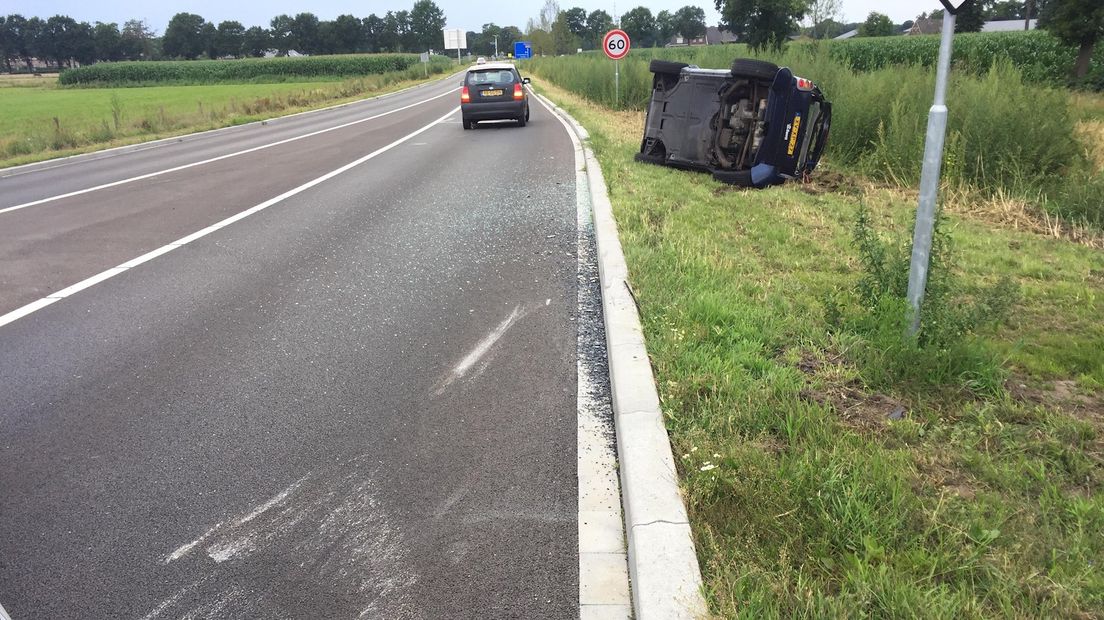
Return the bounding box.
[467,70,515,85]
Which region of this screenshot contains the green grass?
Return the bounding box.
[532,80,1104,618]
[0,57,455,168]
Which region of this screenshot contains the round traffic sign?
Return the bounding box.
[602,29,630,60]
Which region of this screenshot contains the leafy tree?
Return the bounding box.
[241,26,270,57]
[163,12,207,59]
[201,22,217,59]
[330,15,362,54]
[621,6,657,47]
[717,0,808,50]
[290,13,320,54]
[551,10,579,53]
[584,9,613,49]
[0,16,10,71]
[215,21,245,58]
[379,11,401,51]
[656,10,675,44]
[812,18,845,38]
[954,1,987,32]
[120,19,155,60]
[362,14,384,52]
[806,0,841,38]
[92,22,122,61]
[269,14,293,55]
[987,0,1026,19]
[673,5,707,40]
[859,11,894,36]
[562,7,588,41]
[1041,0,1104,78]
[38,15,94,67]
[539,0,560,31]
[409,0,445,52]
[500,25,524,52]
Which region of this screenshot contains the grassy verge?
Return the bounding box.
[0,58,456,168]
[532,78,1104,617]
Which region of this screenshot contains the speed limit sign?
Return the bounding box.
[602,29,630,60]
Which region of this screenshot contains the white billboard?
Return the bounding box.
[442,29,467,50]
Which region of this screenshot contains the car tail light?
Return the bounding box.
[795,77,814,91]
[461,86,471,103]
[513,83,524,100]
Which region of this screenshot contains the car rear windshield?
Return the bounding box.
[467,70,515,85]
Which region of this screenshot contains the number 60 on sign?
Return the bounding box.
[602,29,630,60]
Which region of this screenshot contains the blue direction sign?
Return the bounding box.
[514,41,532,59]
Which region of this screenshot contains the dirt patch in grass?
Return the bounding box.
[1006,376,1104,427]
[801,382,909,432]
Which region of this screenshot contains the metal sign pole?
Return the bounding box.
[905,10,957,337]
[615,60,620,106]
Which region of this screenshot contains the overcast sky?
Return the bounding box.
[0,0,925,35]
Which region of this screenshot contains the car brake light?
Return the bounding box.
[795,77,813,91]
[461,86,471,103]
[513,83,524,100]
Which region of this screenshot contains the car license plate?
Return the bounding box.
[482,89,503,97]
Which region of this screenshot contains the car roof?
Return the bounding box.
[468,63,517,71]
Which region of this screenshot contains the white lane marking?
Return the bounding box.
[435,304,526,394]
[0,106,460,331]
[0,600,11,620]
[0,72,463,179]
[0,88,459,216]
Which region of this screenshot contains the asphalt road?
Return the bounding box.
[0,73,585,618]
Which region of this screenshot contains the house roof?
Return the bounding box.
[833,29,859,40]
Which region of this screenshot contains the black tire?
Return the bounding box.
[649,59,689,75]
[517,113,526,127]
[634,152,664,166]
[462,118,472,130]
[525,105,530,121]
[711,169,755,187]
[729,58,779,81]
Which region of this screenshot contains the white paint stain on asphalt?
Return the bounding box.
[234,476,306,527]
[435,304,527,394]
[163,521,223,564]
[144,456,418,619]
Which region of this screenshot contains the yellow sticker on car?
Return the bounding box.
[787,114,802,156]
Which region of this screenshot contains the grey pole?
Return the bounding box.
[905,10,956,337]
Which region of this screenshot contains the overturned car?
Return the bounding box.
[635,58,832,188]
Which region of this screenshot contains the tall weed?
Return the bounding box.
[829,204,1019,396]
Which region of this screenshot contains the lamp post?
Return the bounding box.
[905,0,973,337]
[493,35,499,58]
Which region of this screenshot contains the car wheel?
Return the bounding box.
[525,105,530,121]
[711,169,755,187]
[462,118,472,130]
[634,152,665,166]
[517,113,527,127]
[649,59,689,76]
[729,59,779,81]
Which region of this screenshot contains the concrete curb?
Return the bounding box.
[535,92,708,619]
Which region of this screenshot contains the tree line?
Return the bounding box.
[0,0,447,69]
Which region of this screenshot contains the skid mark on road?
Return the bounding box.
[434,304,529,394]
[145,456,419,619]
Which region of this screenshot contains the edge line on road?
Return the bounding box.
[0,87,459,217]
[0,106,460,330]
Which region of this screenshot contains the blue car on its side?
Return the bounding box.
[635,58,832,188]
